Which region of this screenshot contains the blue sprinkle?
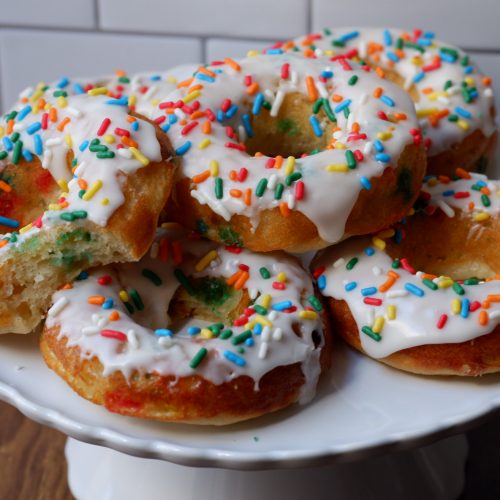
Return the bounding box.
[413,72,425,83]
[464,66,474,75]
[224,350,246,366]
[242,113,253,138]
[76,271,89,281]
[321,70,334,79]
[455,106,472,119]
[79,140,90,152]
[339,30,359,43]
[106,96,129,106]
[317,275,326,290]
[34,134,43,155]
[150,75,161,81]
[245,338,255,347]
[383,29,392,46]
[0,216,19,229]
[225,104,238,119]
[252,93,264,115]
[424,31,435,39]
[102,298,114,310]
[22,149,33,162]
[73,83,86,94]
[26,122,42,135]
[364,247,375,256]
[375,153,391,163]
[476,180,487,187]
[161,123,171,133]
[334,99,352,113]
[361,287,377,296]
[442,190,455,197]
[187,326,201,336]
[175,141,192,156]
[56,77,70,89]
[155,329,173,337]
[265,48,284,55]
[405,283,425,297]
[394,229,403,244]
[386,51,399,63]
[360,176,372,190]
[469,89,478,99]
[168,114,178,124]
[309,115,323,137]
[214,69,223,74]
[2,137,13,152]
[131,121,139,131]
[216,110,225,122]
[272,300,293,311]
[17,105,32,121]
[380,95,395,107]
[374,139,384,152]
[253,323,262,335]
[196,73,215,83]
[417,37,432,46]
[440,53,456,63]
[460,298,470,318]
[345,281,357,292]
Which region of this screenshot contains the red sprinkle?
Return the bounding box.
[181,121,199,135]
[354,149,364,161]
[243,307,255,316]
[364,297,383,306]
[313,266,325,279]
[273,282,286,290]
[237,168,248,182]
[437,314,448,329]
[283,306,297,313]
[453,191,470,199]
[295,180,305,200]
[101,329,127,341]
[225,142,246,151]
[281,63,290,79]
[114,127,130,137]
[41,113,49,130]
[221,99,231,112]
[265,158,276,169]
[225,245,242,253]
[239,264,250,271]
[469,301,481,312]
[98,275,112,285]
[233,316,248,327]
[97,118,111,137]
[244,75,253,86]
[400,258,416,274]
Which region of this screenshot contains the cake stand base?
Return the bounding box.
[65,434,468,500]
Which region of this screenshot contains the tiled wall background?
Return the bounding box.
[1,0,500,111]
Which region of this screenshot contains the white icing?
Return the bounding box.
[287,28,496,155]
[162,53,419,243]
[46,226,325,403]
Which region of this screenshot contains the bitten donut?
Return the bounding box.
[163,53,425,252]
[281,28,497,176]
[0,90,175,334]
[41,225,331,424]
[313,171,500,375]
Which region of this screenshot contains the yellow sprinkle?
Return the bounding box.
[0,126,4,138]
[57,96,68,108]
[129,147,150,166]
[324,49,335,57]
[247,50,260,57]
[325,163,348,172]
[299,310,318,320]
[151,99,160,107]
[198,138,211,150]
[29,89,44,102]
[82,180,103,201]
[276,272,287,283]
[261,294,272,309]
[19,223,33,234]
[334,142,347,149]
[166,76,177,84]
[426,178,438,187]
[457,120,469,131]
[438,278,454,289]
[57,179,69,193]
[200,328,213,339]
[451,298,461,314]
[465,76,475,87]
[387,304,397,320]
[183,90,201,104]
[100,198,109,206]
[377,228,395,239]
[284,156,295,175]
[88,87,108,96]
[474,211,490,222]
[372,236,386,250]
[128,95,137,107]
[407,207,415,216]
[119,290,129,302]
[245,320,256,330]
[377,131,393,141]
[48,203,62,211]
[496,189,500,198]
[32,103,40,114]
[103,134,115,144]
[416,108,438,118]
[411,56,423,66]
[195,249,218,272]
[65,134,72,147]
[372,316,385,333]
[209,159,219,176]
[255,315,272,327]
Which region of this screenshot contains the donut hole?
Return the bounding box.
[244,92,336,158]
[386,212,499,280]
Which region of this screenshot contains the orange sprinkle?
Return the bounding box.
[230,189,242,198]
[274,155,283,169]
[37,98,46,109]
[483,76,492,86]
[227,270,243,286]
[332,94,343,103]
[283,41,294,50]
[6,119,14,135]
[88,296,105,306]
[305,76,318,102]
[479,310,489,326]
[468,201,475,210]
[49,107,58,122]
[246,82,260,95]
[351,122,360,133]
[438,175,451,184]
[395,48,405,59]
[179,119,187,126]
[487,294,500,303]
[224,58,241,71]
[421,273,437,281]
[177,77,194,88]
[78,179,88,190]
[172,240,183,265]
[229,170,237,181]
[121,136,139,148]
[480,186,491,195]
[115,69,126,77]
[421,87,434,95]
[393,112,407,121]
[0,240,9,249]
[192,170,211,183]
[187,84,203,93]
[62,283,73,290]
[378,277,396,293]
[127,115,137,123]
[375,67,385,79]
[387,270,400,280]
[190,110,205,120]
[455,167,471,179]
[109,311,120,321]
[279,202,291,217]
[303,48,315,58]
[202,120,212,134]
[234,271,249,290]
[254,152,263,157]
[197,66,216,78]
[56,116,71,132]
[0,180,12,193]
[244,188,252,206]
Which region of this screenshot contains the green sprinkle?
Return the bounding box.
[9,233,18,243]
[189,347,208,369]
[142,269,162,286]
[285,172,302,186]
[312,98,323,114]
[96,151,115,159]
[346,257,358,270]
[232,330,252,345]
[11,132,20,143]
[5,111,17,122]
[219,329,233,340]
[464,278,479,285]
[89,144,108,152]
[348,75,358,86]
[481,194,491,207]
[448,114,458,122]
[129,289,144,311]
[274,183,284,200]
[60,213,75,221]
[471,183,482,191]
[237,347,245,354]
[0,151,8,160]
[253,305,268,315]
[392,258,401,269]
[396,37,404,50]
[404,41,424,53]
[461,87,472,104]
[343,107,350,119]
[422,278,438,290]
[461,55,469,66]
[322,98,336,122]
[255,178,268,197]
[259,267,271,279]
[12,140,23,165]
[443,80,453,91]
[440,47,459,59]
[215,177,223,200]
[332,40,345,47]
[361,326,381,342]
[345,150,356,169]
[308,295,323,311]
[118,76,131,84]
[78,190,86,199]
[53,90,68,98]
[323,28,331,35]
[72,210,87,219]
[123,301,134,314]
[452,283,465,295]
[174,268,195,295]
[262,101,271,111]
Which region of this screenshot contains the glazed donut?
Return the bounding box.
[163,53,425,252]
[0,91,175,334]
[41,225,331,424]
[312,170,500,375]
[280,28,497,177]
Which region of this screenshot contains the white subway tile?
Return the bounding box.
[0,29,202,111]
[99,0,308,39]
[312,0,500,50]
[205,39,275,62]
[1,0,95,29]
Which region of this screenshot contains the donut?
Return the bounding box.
[0,90,175,334]
[279,28,497,177]
[162,53,425,252]
[40,225,331,424]
[312,170,500,375]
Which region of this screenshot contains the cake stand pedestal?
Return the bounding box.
[66,434,468,500]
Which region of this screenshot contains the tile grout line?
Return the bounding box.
[307,0,313,34]
[93,0,100,30]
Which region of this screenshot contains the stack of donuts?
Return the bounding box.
[1,27,498,425]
